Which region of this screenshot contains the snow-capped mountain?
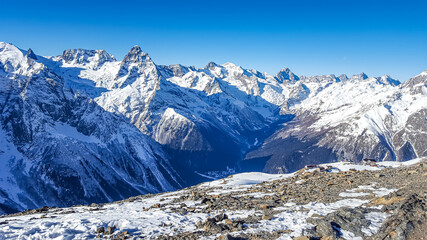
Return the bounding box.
[0,43,181,214]
[39,43,427,177]
[246,71,427,173]
[49,46,292,185]
[50,44,425,177]
[0,42,425,214]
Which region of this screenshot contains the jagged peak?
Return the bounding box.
[401,70,427,92]
[351,72,369,80]
[62,48,108,56]
[128,45,143,55]
[26,48,37,60]
[379,75,400,86]
[61,48,116,67]
[160,64,194,77]
[205,61,219,70]
[121,45,151,64]
[275,67,299,83]
[279,67,291,72]
[338,74,348,82]
[114,45,158,88]
[360,72,368,78]
[168,63,195,71]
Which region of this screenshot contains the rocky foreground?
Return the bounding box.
[1,158,426,240]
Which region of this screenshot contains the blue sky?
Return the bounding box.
[1,0,426,81]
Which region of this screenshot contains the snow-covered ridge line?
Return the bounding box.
[0,42,182,215]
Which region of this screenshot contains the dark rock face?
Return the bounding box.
[26,48,37,60]
[309,207,372,238]
[368,195,427,240]
[394,109,427,160]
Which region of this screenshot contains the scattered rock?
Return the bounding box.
[375,173,385,178]
[308,207,370,238]
[96,226,105,234]
[106,226,116,235]
[367,194,427,240]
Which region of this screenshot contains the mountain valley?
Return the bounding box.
[0,42,426,218]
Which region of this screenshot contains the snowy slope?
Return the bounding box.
[40,43,426,178]
[0,158,423,239]
[49,45,292,185]
[246,71,427,173]
[0,42,181,214]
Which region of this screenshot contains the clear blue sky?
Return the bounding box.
[1,0,427,81]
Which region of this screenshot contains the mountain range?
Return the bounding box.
[0,42,426,214]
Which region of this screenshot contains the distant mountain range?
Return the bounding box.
[0,42,426,214]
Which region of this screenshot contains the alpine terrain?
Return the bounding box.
[0,42,426,220]
[1,158,426,239]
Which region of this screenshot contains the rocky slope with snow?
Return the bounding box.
[0,43,181,214]
[1,158,425,239]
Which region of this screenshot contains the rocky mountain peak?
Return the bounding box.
[379,74,400,86]
[113,45,159,89]
[26,48,37,60]
[129,45,142,55]
[401,70,427,94]
[161,64,193,77]
[205,61,219,70]
[61,48,115,69]
[121,45,151,65]
[350,72,369,81]
[275,67,299,83]
[338,74,349,82]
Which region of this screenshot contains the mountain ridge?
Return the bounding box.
[0,42,425,215]
[0,42,182,214]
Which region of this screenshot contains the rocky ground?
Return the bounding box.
[1,158,426,240]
